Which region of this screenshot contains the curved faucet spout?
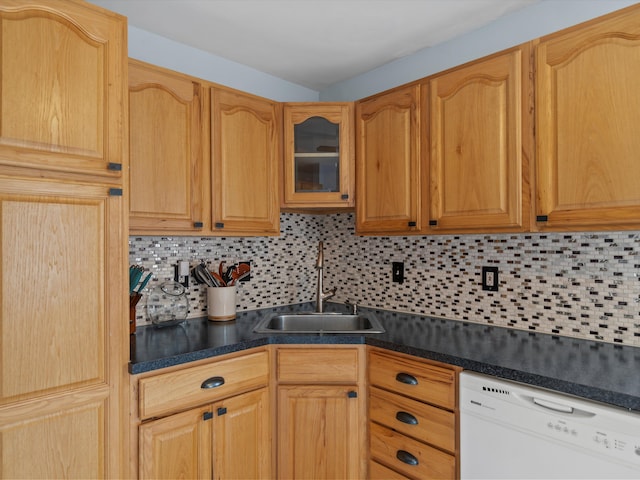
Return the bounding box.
[315,241,337,313]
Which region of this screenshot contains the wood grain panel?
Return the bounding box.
[0,399,107,479]
[278,385,361,479]
[139,405,212,480]
[1,184,109,404]
[211,88,280,234]
[356,85,422,234]
[213,388,272,479]
[535,4,640,230]
[129,60,204,232]
[370,422,455,480]
[370,386,455,452]
[0,1,126,178]
[277,347,359,384]
[138,350,269,419]
[368,350,456,410]
[429,45,530,232]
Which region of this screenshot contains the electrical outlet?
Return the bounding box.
[392,262,404,284]
[482,266,498,291]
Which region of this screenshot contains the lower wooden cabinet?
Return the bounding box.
[275,346,367,479]
[132,348,272,479]
[130,345,460,480]
[368,347,460,479]
[139,388,270,479]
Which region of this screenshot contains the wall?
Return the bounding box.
[320,0,638,101]
[127,26,319,102]
[130,214,640,347]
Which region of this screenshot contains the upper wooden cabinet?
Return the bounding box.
[129,60,205,233]
[428,44,532,233]
[0,0,126,181]
[211,88,281,235]
[535,4,640,231]
[356,85,423,235]
[282,102,354,210]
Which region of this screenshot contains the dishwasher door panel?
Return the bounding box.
[460,371,640,479]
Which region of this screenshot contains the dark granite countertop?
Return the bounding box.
[130,302,640,412]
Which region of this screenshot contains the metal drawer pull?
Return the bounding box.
[396,411,418,425]
[395,372,418,385]
[200,376,225,389]
[396,450,419,466]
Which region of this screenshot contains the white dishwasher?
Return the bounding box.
[460,371,640,479]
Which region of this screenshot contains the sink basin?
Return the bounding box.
[253,312,385,334]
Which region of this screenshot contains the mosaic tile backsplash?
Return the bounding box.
[130,213,640,346]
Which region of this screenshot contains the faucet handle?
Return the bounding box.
[345,301,358,315]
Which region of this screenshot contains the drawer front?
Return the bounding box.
[370,422,456,480]
[139,350,269,419]
[369,460,411,479]
[370,386,455,452]
[369,350,456,409]
[277,347,359,383]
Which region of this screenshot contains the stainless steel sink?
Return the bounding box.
[253,312,385,334]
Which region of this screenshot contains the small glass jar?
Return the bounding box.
[147,281,189,327]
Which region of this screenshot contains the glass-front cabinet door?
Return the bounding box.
[283,103,354,209]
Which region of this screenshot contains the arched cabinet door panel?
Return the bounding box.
[535,4,640,231]
[211,88,280,235]
[129,60,205,233]
[429,44,531,233]
[356,85,422,235]
[0,0,126,178]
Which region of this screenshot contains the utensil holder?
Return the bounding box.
[207,286,236,321]
[129,293,142,334]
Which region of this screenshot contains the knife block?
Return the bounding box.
[129,293,142,334]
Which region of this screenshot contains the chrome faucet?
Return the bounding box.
[315,241,337,312]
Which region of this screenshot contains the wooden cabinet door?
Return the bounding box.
[0,0,126,179]
[283,103,355,209]
[139,406,213,480]
[429,45,532,233]
[278,385,362,479]
[535,5,640,230]
[211,88,280,235]
[212,388,272,480]
[129,60,204,233]
[356,85,422,234]
[0,176,126,478]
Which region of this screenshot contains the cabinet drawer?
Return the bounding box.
[139,350,269,419]
[370,423,455,480]
[370,386,455,453]
[277,348,359,383]
[369,350,456,409]
[369,460,411,479]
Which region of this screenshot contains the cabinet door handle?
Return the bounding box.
[200,376,225,389]
[396,450,419,466]
[395,372,418,385]
[396,411,418,425]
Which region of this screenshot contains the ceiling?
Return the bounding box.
[89,0,539,91]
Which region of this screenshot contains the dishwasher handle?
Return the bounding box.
[521,394,595,418]
[533,397,574,414]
